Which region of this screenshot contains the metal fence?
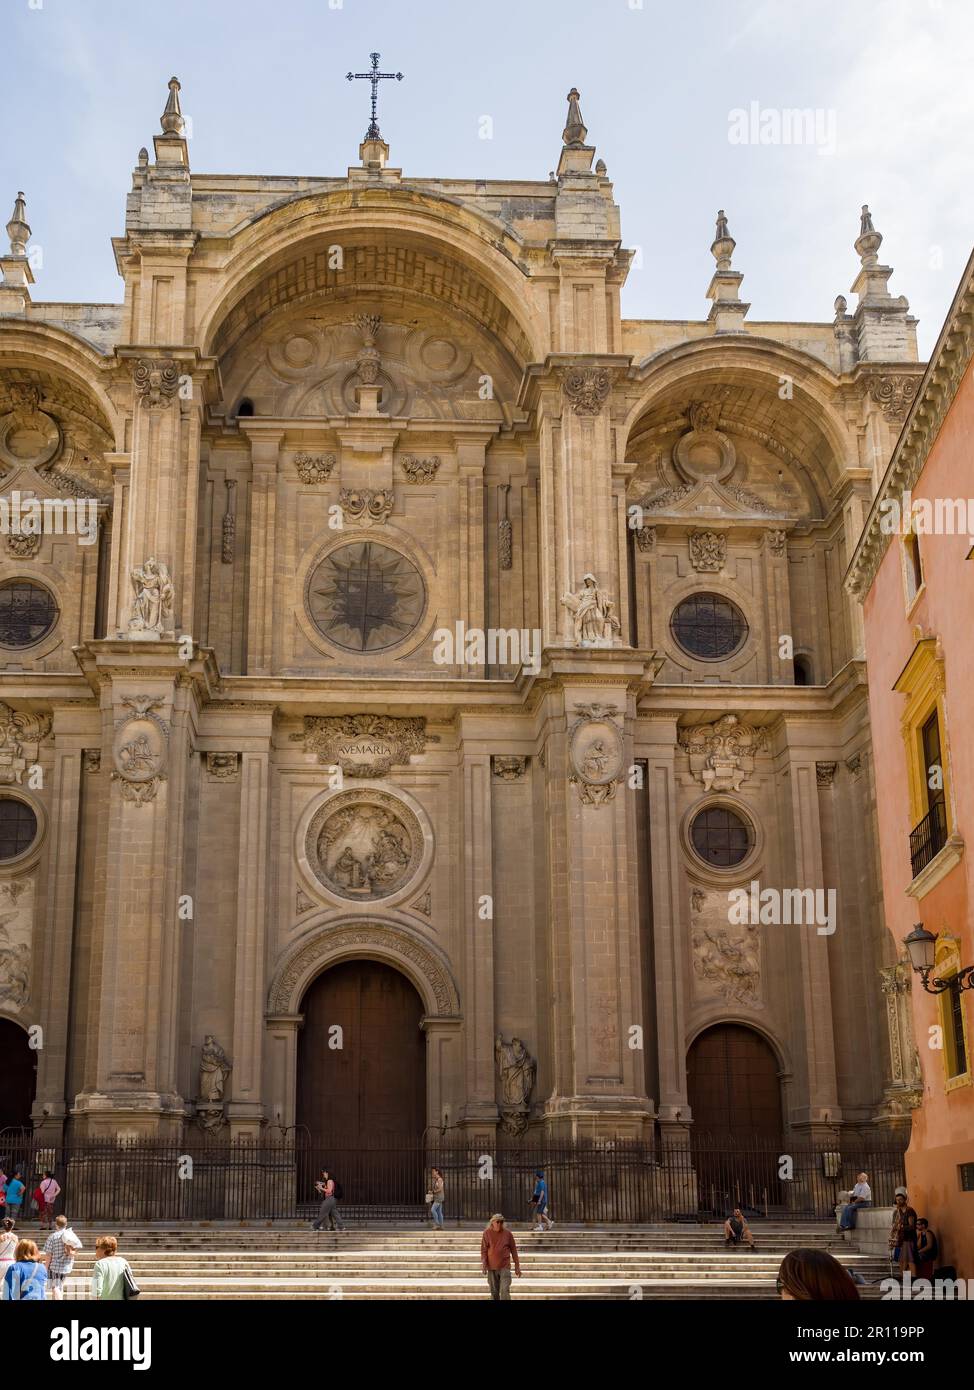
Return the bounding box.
[0,1133,906,1224]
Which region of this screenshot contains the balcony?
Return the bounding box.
[910,800,948,879]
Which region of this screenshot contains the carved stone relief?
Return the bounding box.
[400,455,441,484]
[291,714,427,778]
[0,703,51,786]
[111,695,169,806]
[689,530,726,572]
[569,703,624,808]
[678,714,766,793]
[690,886,762,1008]
[205,752,239,781]
[294,452,336,484]
[559,365,614,416]
[304,788,424,902]
[492,755,527,782]
[126,558,175,639]
[132,357,181,409]
[338,487,393,527]
[560,574,621,646]
[0,877,34,1011]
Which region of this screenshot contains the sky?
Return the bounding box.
[2,0,973,357]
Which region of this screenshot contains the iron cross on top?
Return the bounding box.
[346,51,403,141]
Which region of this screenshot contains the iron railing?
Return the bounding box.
[0,1134,906,1225]
[910,798,948,879]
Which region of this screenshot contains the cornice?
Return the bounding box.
[846,245,974,601]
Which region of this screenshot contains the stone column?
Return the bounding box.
[641,715,691,1134]
[777,729,841,1135]
[243,426,284,675]
[455,436,488,677]
[264,1015,303,1130]
[542,667,654,1138]
[763,529,793,684]
[228,717,273,1139]
[30,721,84,1141]
[457,743,498,1132]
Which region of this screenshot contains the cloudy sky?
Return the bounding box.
[2,0,972,356]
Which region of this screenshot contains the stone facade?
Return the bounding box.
[0,83,923,1144]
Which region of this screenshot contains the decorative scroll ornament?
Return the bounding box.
[0,702,51,785]
[495,1035,536,1137]
[127,557,175,639]
[498,482,513,570]
[689,530,726,572]
[678,713,766,793]
[6,531,41,559]
[560,365,613,416]
[295,452,336,484]
[206,752,239,781]
[291,714,426,778]
[569,702,624,808]
[560,574,621,646]
[339,487,393,527]
[221,479,236,563]
[400,456,441,484]
[132,357,181,409]
[634,525,656,552]
[492,755,527,782]
[867,373,921,423]
[111,695,169,806]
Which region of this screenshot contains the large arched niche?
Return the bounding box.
[621,338,850,519]
[268,916,461,1020]
[200,191,543,374]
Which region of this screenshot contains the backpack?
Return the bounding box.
[333,1180,344,1202]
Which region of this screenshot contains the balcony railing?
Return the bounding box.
[910,799,948,879]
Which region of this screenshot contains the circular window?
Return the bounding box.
[0,796,39,861]
[671,592,747,660]
[690,806,753,868]
[307,542,426,653]
[0,580,59,648]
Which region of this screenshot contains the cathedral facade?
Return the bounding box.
[0,82,926,1148]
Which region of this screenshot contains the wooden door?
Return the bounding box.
[687,1024,782,1139]
[296,960,426,1142]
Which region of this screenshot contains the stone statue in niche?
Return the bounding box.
[560,574,621,646]
[199,1034,232,1103]
[128,557,174,638]
[495,1035,536,1136]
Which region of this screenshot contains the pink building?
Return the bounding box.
[849,247,974,1278]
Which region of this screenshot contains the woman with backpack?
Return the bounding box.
[311,1170,345,1232]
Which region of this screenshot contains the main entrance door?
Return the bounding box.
[0,1018,37,1132]
[297,959,426,1141]
[686,1024,784,1216]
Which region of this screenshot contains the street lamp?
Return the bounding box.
[903,923,974,994]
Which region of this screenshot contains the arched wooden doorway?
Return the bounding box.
[297,959,426,1142]
[0,1018,37,1132]
[686,1024,784,1215]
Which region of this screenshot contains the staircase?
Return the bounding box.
[42,1221,892,1300]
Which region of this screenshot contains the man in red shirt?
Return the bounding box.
[481,1213,522,1300]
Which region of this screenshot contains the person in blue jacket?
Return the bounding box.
[2,1240,48,1301]
[530,1170,553,1232]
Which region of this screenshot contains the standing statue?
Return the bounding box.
[495,1035,536,1108]
[129,557,174,636]
[560,574,621,646]
[199,1034,232,1103]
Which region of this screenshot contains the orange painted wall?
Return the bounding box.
[863,356,974,1278]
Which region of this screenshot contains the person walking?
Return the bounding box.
[42,1215,82,1301]
[838,1172,872,1232]
[529,1170,553,1232]
[2,1239,47,1301]
[428,1167,445,1229]
[0,1218,17,1274]
[481,1213,521,1300]
[311,1170,345,1232]
[37,1172,61,1230]
[3,1171,25,1225]
[91,1236,136,1300]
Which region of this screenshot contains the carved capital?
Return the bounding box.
[559,365,614,416]
[866,373,921,423]
[492,754,528,782]
[132,357,181,409]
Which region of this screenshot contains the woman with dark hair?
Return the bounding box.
[777,1249,861,1301]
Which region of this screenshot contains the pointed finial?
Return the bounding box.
[711,208,736,271]
[855,203,883,266]
[563,88,588,147]
[595,158,607,176]
[137,147,149,169]
[6,192,30,257]
[161,76,185,136]
[834,294,848,316]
